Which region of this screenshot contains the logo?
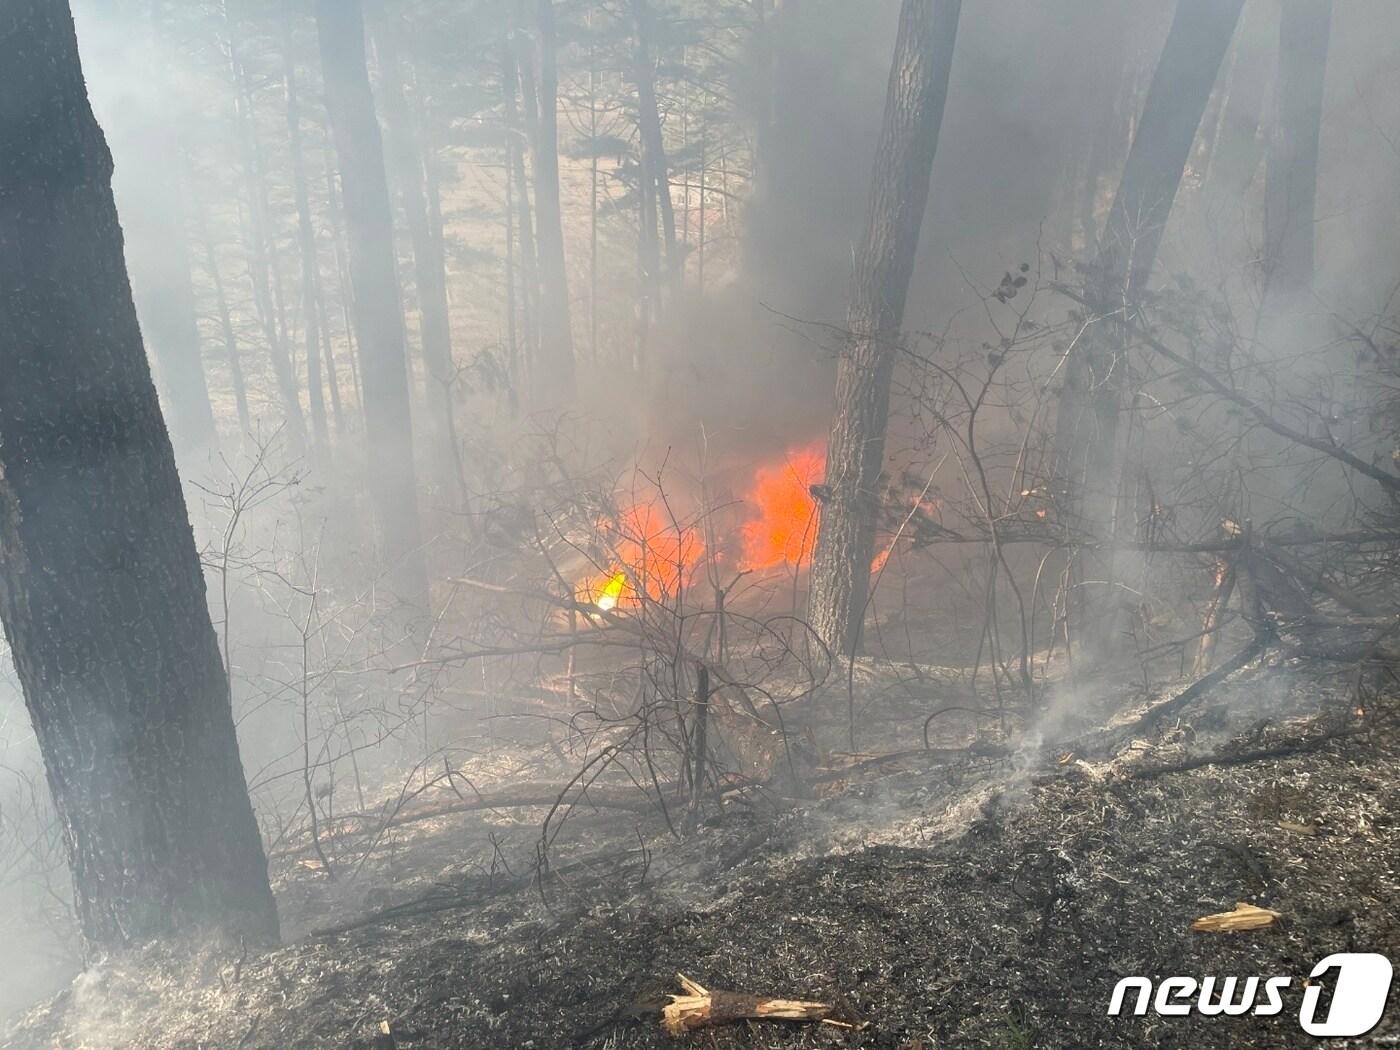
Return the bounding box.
[1107,953,1393,1037]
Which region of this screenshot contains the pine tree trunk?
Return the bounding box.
[0,0,278,952]
[1263,0,1332,303]
[807,0,962,656]
[1053,0,1245,656]
[315,0,429,610]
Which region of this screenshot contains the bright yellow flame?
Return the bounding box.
[593,571,627,611]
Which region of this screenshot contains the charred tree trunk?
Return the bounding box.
[315,0,429,610]
[520,0,576,407]
[807,0,962,656]
[1263,0,1332,304]
[1053,0,1245,656]
[0,0,278,952]
[283,23,330,451]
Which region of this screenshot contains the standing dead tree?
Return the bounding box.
[808,0,962,657]
[0,0,278,951]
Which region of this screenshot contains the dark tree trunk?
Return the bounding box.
[315,0,429,610]
[283,22,330,451]
[1053,0,1245,655]
[521,0,576,407]
[373,10,460,500]
[0,0,278,952]
[807,0,962,656]
[1100,0,1247,300]
[1263,0,1332,303]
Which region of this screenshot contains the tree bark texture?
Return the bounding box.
[807,0,962,656]
[315,0,429,609]
[0,0,278,952]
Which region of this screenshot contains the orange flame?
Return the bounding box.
[740,446,824,571]
[577,500,705,609]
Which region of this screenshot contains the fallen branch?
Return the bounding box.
[661,973,849,1035]
[1044,634,1270,765]
[1118,632,1270,737]
[1127,727,1355,780]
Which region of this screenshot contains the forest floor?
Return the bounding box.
[4,655,1399,1049]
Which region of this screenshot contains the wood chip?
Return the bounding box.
[1191,901,1281,933]
[660,972,848,1035]
[1278,820,1318,836]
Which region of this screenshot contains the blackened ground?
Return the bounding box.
[5,662,1399,1049]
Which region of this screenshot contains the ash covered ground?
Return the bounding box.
[4,658,1398,1050]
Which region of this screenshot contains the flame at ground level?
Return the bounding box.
[740,446,824,571]
[575,502,706,610]
[576,444,902,611]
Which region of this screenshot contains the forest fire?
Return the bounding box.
[575,500,706,610]
[739,445,825,571]
[575,444,903,611]
[11,0,1400,1045]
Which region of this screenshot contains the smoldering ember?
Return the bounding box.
[3,0,1400,1047]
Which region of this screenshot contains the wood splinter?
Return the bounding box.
[661,972,852,1035]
